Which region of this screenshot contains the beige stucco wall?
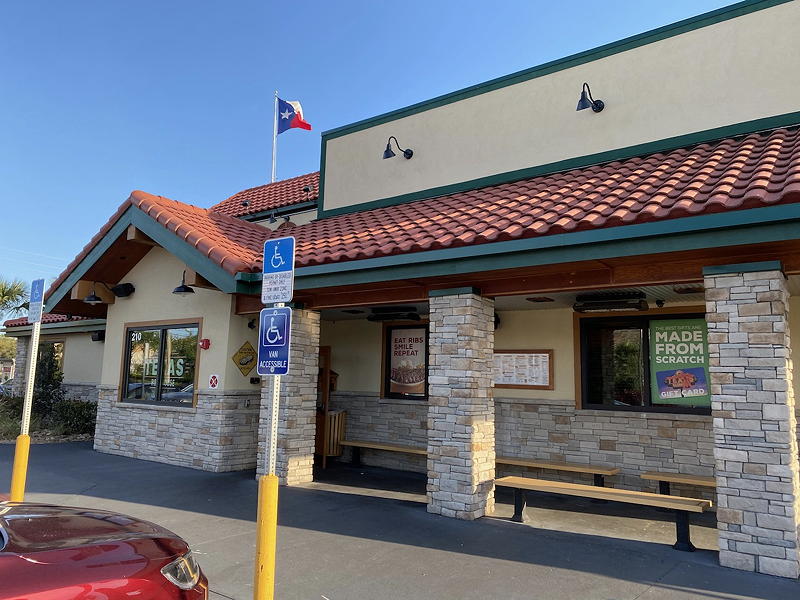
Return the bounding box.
[100,247,259,394]
[323,2,800,211]
[320,319,382,394]
[61,333,103,383]
[494,309,575,400]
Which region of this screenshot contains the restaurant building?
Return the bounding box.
[5,0,800,578]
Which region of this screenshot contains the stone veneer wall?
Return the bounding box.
[329,392,428,472]
[257,309,320,485]
[11,335,28,396]
[62,382,99,403]
[327,392,714,498]
[94,385,260,472]
[706,268,800,578]
[495,398,714,499]
[427,293,496,520]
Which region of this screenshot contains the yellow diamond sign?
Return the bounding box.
[232,341,258,376]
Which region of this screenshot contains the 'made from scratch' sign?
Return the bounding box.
[648,319,711,407]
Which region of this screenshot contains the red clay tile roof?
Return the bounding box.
[211,172,319,219]
[287,127,800,267]
[45,192,270,300]
[4,314,91,328]
[46,126,800,297]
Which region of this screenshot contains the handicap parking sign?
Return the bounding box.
[262,236,295,304]
[257,307,292,375]
[28,278,45,324]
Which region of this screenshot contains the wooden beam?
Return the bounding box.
[185,269,216,290]
[70,280,115,304]
[126,225,158,246]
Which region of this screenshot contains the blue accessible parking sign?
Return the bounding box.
[262,236,295,304]
[257,307,292,376]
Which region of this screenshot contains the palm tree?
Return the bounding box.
[0,278,28,321]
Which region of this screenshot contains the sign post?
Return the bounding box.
[10,278,45,502]
[254,237,295,600]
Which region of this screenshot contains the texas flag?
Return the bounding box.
[277,98,312,134]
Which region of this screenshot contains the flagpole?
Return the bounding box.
[271,90,278,183]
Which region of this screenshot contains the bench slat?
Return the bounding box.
[640,471,716,487]
[497,456,619,476]
[340,440,427,455]
[496,476,711,512]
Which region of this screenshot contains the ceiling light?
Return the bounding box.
[526,296,555,303]
[82,282,103,305]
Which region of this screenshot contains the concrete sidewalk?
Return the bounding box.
[1,442,797,599]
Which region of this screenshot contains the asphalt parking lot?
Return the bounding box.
[1,442,798,599]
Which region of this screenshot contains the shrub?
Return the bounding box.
[49,400,97,435]
[0,399,41,439]
[33,345,64,418]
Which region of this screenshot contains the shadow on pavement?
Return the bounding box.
[1,442,797,600]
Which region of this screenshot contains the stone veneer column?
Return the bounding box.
[705,263,800,578]
[11,335,29,396]
[257,308,320,485]
[427,290,495,520]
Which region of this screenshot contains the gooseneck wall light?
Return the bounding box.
[576,82,605,113]
[172,271,195,296]
[82,281,136,305]
[382,136,414,160]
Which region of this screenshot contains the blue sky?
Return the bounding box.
[0,0,731,285]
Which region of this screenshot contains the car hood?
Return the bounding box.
[0,503,187,557]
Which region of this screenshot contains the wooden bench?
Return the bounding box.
[497,456,620,488]
[340,440,426,466]
[641,471,716,496]
[495,475,712,552]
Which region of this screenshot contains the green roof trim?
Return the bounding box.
[702,261,784,276]
[44,206,243,313]
[247,203,800,290]
[318,109,800,219]
[3,318,107,337]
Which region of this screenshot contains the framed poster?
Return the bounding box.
[493,349,554,390]
[648,319,711,407]
[384,325,428,399]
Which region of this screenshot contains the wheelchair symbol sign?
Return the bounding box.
[28,278,45,324]
[257,307,292,375]
[262,236,295,304]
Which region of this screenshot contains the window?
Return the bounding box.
[580,314,710,414]
[123,323,198,405]
[383,325,428,400]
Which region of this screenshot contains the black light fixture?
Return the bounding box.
[366,306,420,321]
[576,82,605,113]
[108,282,135,298]
[573,291,647,313]
[172,270,195,296]
[302,185,312,201]
[240,199,250,208]
[382,136,413,160]
[269,212,277,224]
[83,282,103,305]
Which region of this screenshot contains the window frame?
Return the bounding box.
[578,311,711,415]
[382,322,430,401]
[119,318,202,407]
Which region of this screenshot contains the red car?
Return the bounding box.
[0,502,208,599]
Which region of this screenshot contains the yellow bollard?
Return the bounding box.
[253,473,279,600]
[9,434,31,503]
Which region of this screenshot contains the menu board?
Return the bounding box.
[493,350,554,390]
